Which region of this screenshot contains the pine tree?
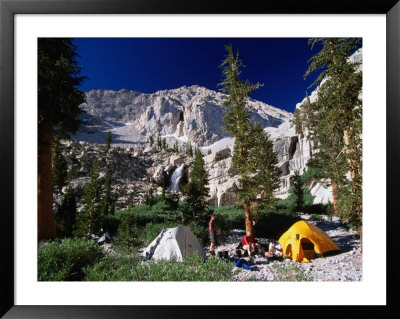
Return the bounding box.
[145,187,154,207]
[173,141,179,152]
[219,44,282,237]
[55,187,77,238]
[252,124,281,207]
[38,38,86,241]
[73,162,104,238]
[303,38,362,233]
[56,164,79,237]
[51,139,68,192]
[105,131,112,151]
[149,135,154,147]
[290,170,304,213]
[185,143,193,157]
[127,195,133,210]
[115,214,139,249]
[162,138,167,150]
[101,175,112,216]
[182,148,210,225]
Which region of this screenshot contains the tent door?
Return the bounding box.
[300,238,315,260]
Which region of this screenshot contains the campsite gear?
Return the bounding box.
[236,249,242,258]
[278,220,340,263]
[223,250,229,259]
[235,258,255,271]
[141,225,206,261]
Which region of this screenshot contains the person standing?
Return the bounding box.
[209,213,217,255]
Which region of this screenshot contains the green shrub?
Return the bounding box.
[38,238,103,281]
[309,214,323,222]
[85,253,233,281]
[210,206,243,232]
[83,253,144,281]
[145,254,233,281]
[271,261,313,281]
[187,222,209,246]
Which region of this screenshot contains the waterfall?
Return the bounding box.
[169,164,184,191]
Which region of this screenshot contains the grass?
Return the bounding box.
[270,259,313,281]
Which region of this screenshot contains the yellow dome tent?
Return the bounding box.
[278,220,340,263]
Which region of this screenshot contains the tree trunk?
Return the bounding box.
[38,122,56,242]
[244,204,254,237]
[343,129,358,181]
[331,182,339,215]
[344,129,363,251]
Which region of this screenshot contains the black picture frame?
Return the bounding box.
[1,0,398,318]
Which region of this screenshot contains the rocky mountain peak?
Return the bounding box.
[77,85,293,148]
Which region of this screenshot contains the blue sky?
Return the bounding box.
[73,38,323,113]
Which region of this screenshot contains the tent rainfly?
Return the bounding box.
[278,220,340,263]
[141,225,206,261]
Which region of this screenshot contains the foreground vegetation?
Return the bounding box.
[38,197,330,281]
[38,239,233,281]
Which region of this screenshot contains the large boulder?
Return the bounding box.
[169,155,185,166]
[144,147,156,155]
[152,165,166,186]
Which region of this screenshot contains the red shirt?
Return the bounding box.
[209,219,216,234]
[241,235,254,246]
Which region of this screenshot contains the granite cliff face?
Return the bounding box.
[77,85,292,148]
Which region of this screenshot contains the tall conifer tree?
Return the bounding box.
[38,38,86,241]
[182,148,210,224]
[73,162,103,238]
[302,38,362,234]
[52,139,68,192]
[219,45,280,237]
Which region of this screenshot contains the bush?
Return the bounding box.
[210,206,243,232]
[38,238,103,281]
[83,253,145,281]
[271,260,313,281]
[309,214,323,222]
[187,222,209,246]
[85,253,233,281]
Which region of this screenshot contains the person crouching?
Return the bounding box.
[241,230,261,257]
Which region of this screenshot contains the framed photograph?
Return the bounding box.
[1,0,398,317]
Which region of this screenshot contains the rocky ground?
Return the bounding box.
[207,214,362,282]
